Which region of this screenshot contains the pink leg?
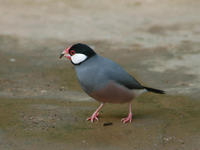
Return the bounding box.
[87,103,104,123]
[121,103,133,123]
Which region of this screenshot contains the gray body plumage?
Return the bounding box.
[60,43,164,123]
[75,55,145,103]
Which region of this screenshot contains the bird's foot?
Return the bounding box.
[87,112,99,123]
[121,113,132,124]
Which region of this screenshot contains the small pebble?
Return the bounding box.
[103,122,113,126]
[10,58,16,62]
[41,90,47,93]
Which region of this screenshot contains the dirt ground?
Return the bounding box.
[0,0,200,150]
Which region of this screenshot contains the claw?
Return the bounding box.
[121,115,132,124]
[87,112,99,122]
[87,104,103,123]
[121,103,133,124]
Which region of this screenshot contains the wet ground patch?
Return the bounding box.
[0,94,199,150]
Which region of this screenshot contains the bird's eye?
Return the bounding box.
[70,50,76,56]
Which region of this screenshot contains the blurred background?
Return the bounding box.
[1,0,200,100]
[0,0,200,150]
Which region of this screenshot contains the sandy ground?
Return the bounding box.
[0,96,200,150]
[0,0,200,150]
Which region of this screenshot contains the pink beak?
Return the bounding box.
[59,46,71,60]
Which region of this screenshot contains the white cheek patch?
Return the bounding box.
[71,53,87,64]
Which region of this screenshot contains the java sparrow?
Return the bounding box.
[60,43,165,123]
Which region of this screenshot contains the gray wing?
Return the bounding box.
[101,57,144,90]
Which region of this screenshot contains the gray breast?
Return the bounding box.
[74,55,143,103]
[75,55,110,94]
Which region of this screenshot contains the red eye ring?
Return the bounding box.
[70,50,76,56]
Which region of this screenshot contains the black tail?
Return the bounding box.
[143,86,165,94]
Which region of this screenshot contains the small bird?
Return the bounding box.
[60,43,165,123]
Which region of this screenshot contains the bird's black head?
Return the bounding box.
[60,43,96,65]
